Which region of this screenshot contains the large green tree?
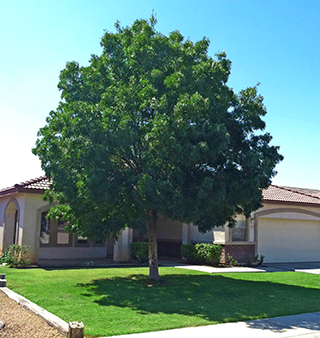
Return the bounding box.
[33,17,283,280]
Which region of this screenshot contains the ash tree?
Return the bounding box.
[33,16,283,280]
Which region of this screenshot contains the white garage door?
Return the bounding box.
[258,218,320,263]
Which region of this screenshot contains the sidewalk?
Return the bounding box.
[106,312,320,338]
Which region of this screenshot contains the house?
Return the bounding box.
[1,176,320,265]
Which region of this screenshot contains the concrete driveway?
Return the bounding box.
[264,262,320,274]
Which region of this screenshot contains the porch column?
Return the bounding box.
[245,216,251,242]
[0,221,3,254]
[113,228,133,263]
[225,224,231,242]
[182,223,191,244]
[247,215,255,242]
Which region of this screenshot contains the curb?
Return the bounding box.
[0,287,69,336]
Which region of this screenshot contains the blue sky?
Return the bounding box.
[1,0,320,189]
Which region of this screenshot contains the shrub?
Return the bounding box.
[181,243,223,266]
[254,254,265,266]
[227,253,239,267]
[0,244,30,268]
[181,244,199,263]
[196,243,222,266]
[0,250,11,264]
[131,242,149,263]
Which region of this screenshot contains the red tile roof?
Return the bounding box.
[262,185,320,206]
[0,176,51,197]
[16,176,51,190]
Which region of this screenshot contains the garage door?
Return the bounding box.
[258,218,320,263]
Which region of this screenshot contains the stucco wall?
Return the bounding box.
[255,203,320,219]
[1,192,107,263]
[39,245,107,259]
[190,225,214,243]
[22,194,51,263]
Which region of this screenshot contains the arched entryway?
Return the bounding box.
[3,199,20,250]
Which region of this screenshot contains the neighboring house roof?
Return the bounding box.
[262,185,320,206]
[1,176,320,207]
[0,176,50,197]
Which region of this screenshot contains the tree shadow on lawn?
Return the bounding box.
[76,273,320,331]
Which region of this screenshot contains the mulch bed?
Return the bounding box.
[0,291,65,337]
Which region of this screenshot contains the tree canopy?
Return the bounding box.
[33,16,283,279]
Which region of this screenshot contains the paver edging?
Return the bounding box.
[0,286,69,336]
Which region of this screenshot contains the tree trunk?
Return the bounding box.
[147,208,160,281]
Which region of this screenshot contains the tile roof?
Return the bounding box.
[0,176,51,197]
[15,176,51,190]
[262,185,320,206]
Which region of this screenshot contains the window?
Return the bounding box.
[232,221,246,242]
[40,212,72,247]
[75,235,90,247]
[92,239,106,247]
[56,221,72,246]
[40,212,50,246]
[13,210,19,244]
[39,211,104,248]
[77,236,88,244]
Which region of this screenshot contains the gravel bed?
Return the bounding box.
[0,291,65,337]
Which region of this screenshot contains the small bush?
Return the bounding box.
[0,250,11,264]
[196,243,222,266]
[0,244,30,268]
[131,242,149,263]
[181,243,222,266]
[227,253,239,267]
[254,254,265,266]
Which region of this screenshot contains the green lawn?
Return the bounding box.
[1,266,320,337]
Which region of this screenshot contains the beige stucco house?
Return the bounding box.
[1,176,320,265]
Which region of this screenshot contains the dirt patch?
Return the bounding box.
[0,291,65,337]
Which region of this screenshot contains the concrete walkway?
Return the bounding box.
[162,261,320,274]
[173,264,281,273]
[105,312,320,338]
[160,261,284,273]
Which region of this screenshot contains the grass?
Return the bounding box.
[1,266,320,337]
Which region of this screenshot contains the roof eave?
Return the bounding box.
[0,187,46,198]
[263,199,320,208]
[0,187,19,198]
